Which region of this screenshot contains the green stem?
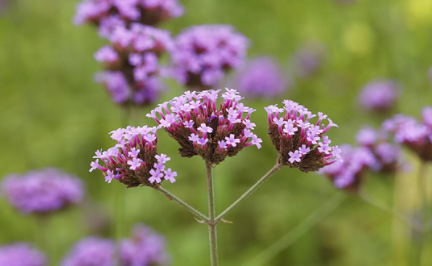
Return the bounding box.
[416,161,429,266]
[242,193,346,266]
[156,186,208,221]
[206,163,218,266]
[216,163,282,221]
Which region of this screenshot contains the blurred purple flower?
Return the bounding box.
[0,243,47,266]
[121,224,169,266]
[292,42,325,78]
[94,24,171,106]
[170,25,249,90]
[265,100,342,172]
[1,169,84,215]
[147,88,261,165]
[234,57,289,99]
[358,79,399,112]
[61,237,115,266]
[74,0,184,30]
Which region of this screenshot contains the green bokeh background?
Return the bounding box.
[1,0,432,265]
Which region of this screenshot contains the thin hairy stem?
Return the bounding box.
[216,163,282,221]
[156,186,208,221]
[415,161,429,266]
[206,163,218,266]
[243,192,346,266]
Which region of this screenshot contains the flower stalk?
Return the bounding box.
[206,163,219,266]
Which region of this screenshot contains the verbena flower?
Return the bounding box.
[171,25,249,90]
[265,100,342,172]
[74,0,184,31]
[1,169,84,215]
[61,237,115,266]
[0,243,47,266]
[358,79,399,112]
[121,224,169,266]
[234,56,288,99]
[94,24,172,106]
[292,42,325,78]
[90,126,177,188]
[320,145,377,191]
[147,88,262,165]
[356,126,402,174]
[383,107,432,162]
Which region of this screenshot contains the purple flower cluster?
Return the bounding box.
[121,224,169,266]
[320,145,376,190]
[265,100,342,172]
[235,57,288,99]
[147,88,262,165]
[358,79,399,112]
[90,125,177,188]
[1,169,84,215]
[383,106,432,162]
[171,25,249,90]
[94,24,172,106]
[74,0,184,30]
[292,42,325,78]
[61,237,115,266]
[0,243,46,266]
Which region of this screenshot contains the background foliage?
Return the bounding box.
[1,0,432,265]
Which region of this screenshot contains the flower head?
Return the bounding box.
[148,88,261,165]
[90,126,177,188]
[61,237,115,266]
[234,57,289,98]
[120,224,169,266]
[292,42,325,78]
[1,169,84,215]
[0,243,47,266]
[358,79,399,112]
[265,100,342,172]
[170,25,249,90]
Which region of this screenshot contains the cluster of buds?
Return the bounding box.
[94,24,172,106]
[90,126,177,188]
[1,169,84,215]
[356,126,402,174]
[358,79,399,112]
[383,106,432,162]
[320,145,376,191]
[74,0,184,34]
[147,88,262,165]
[265,100,342,172]
[171,25,249,90]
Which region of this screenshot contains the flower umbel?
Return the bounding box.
[61,237,115,266]
[265,100,342,172]
[147,88,261,165]
[0,243,47,266]
[90,126,177,188]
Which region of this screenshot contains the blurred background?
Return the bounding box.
[1,0,432,265]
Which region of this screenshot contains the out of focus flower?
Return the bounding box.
[358,79,399,112]
[0,243,47,266]
[94,24,172,106]
[234,57,288,99]
[265,100,342,172]
[1,169,84,215]
[383,107,432,162]
[90,126,177,188]
[320,145,377,191]
[292,42,325,78]
[74,0,184,32]
[121,224,169,266]
[61,237,115,266]
[148,88,261,165]
[170,25,249,90]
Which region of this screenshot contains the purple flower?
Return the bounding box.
[74,0,184,29]
[121,224,169,266]
[61,237,115,266]
[170,25,249,90]
[90,126,177,188]
[1,169,84,215]
[147,88,261,165]
[265,100,342,172]
[0,243,47,266]
[234,56,288,98]
[292,42,325,78]
[356,126,377,147]
[358,79,399,112]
